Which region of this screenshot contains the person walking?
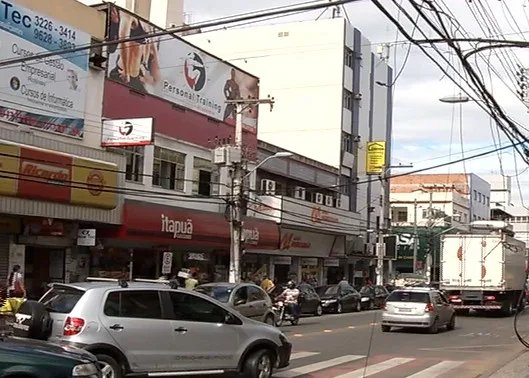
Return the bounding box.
[6,265,24,298]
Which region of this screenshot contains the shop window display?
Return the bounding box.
[90,248,158,279]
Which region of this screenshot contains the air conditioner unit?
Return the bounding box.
[324,195,333,207]
[335,198,342,208]
[315,193,324,205]
[260,179,276,195]
[294,186,306,200]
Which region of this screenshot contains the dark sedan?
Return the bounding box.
[269,283,323,316]
[359,285,389,310]
[0,335,101,377]
[315,284,362,313]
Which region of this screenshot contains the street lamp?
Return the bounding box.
[439,95,470,104]
[242,151,293,180]
[229,151,293,284]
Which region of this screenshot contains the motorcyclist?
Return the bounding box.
[277,281,300,319]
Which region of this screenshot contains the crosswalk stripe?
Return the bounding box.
[274,355,365,378]
[290,352,320,360]
[334,357,415,378]
[405,360,465,378]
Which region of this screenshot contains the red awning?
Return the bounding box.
[101,200,279,250]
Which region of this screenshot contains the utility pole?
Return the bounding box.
[226,97,274,284]
[412,198,418,274]
[375,163,413,285]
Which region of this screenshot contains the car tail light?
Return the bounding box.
[449,295,461,302]
[380,304,386,310]
[64,317,85,336]
[484,295,496,301]
[425,303,434,312]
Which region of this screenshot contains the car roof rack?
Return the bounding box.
[86,277,128,288]
[133,278,179,289]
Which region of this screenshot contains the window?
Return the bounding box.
[394,207,407,222]
[193,157,213,196]
[316,286,339,296]
[169,291,226,323]
[233,286,248,305]
[40,286,85,314]
[195,286,233,303]
[487,196,490,206]
[386,291,430,303]
[478,193,482,203]
[342,132,352,153]
[344,47,354,68]
[152,146,185,191]
[474,190,477,200]
[247,286,266,302]
[108,146,144,182]
[103,290,162,319]
[343,89,353,111]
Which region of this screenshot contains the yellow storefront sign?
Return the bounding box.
[0,142,20,196]
[71,157,118,209]
[366,141,386,175]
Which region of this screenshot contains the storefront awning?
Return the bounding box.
[99,200,279,250]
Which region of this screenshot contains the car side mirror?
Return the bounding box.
[234,299,246,306]
[224,313,241,325]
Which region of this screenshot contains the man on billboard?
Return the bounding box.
[223,68,241,121]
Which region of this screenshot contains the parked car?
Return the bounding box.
[297,284,323,316]
[315,285,362,313]
[359,285,389,309]
[0,335,101,378]
[381,287,456,334]
[12,279,292,378]
[195,282,276,325]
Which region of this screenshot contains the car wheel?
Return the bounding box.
[315,304,323,316]
[336,302,343,314]
[447,315,456,331]
[355,301,362,312]
[242,349,274,378]
[96,354,122,378]
[428,319,439,334]
[381,325,391,332]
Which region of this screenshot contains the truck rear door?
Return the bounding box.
[441,235,465,287]
[467,236,503,289]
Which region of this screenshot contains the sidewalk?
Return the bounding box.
[487,350,529,378]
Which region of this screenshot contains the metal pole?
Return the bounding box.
[376,167,386,285]
[229,104,244,284]
[426,191,433,283]
[413,198,418,273]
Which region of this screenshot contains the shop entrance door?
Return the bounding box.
[25,247,65,299]
[274,264,289,284]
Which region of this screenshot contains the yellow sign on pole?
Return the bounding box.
[366,141,386,175]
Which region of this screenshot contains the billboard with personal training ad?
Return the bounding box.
[105,4,260,133]
[0,0,90,138]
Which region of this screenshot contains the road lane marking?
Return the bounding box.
[405,361,465,378]
[274,355,365,378]
[293,334,303,337]
[348,326,355,329]
[290,352,319,360]
[334,357,415,378]
[324,329,333,333]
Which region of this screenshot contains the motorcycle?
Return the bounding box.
[273,300,299,326]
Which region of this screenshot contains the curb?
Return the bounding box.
[475,347,528,378]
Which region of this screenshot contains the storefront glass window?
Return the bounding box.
[300,258,320,286]
[90,249,161,279]
[241,254,269,284]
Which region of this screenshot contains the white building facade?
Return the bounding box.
[185,17,394,238]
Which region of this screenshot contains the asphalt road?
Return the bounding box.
[273,310,529,378]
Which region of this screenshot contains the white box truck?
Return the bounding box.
[440,222,526,315]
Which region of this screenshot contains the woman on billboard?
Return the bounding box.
[108,7,161,93]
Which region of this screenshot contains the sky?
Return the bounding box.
[180,0,529,208]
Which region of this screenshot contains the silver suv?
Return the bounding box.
[12,279,292,378]
[380,287,456,334]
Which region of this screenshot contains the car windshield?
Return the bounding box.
[316,286,339,295]
[39,286,85,314]
[360,286,372,294]
[387,291,431,303]
[195,286,233,303]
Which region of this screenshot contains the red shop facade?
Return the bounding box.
[92,200,280,284]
